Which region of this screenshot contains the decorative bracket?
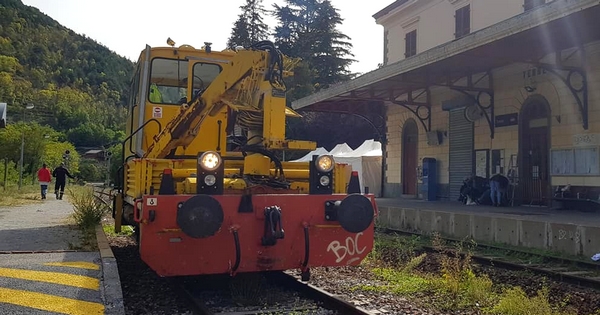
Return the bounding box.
[447,71,495,139]
[350,112,387,143]
[391,88,431,132]
[536,62,588,130]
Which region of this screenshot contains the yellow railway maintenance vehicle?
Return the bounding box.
[112,39,377,281]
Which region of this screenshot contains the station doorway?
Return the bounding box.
[519,96,551,206]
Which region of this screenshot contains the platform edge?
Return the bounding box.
[95,224,125,315]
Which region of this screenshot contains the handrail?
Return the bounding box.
[128,118,163,157]
[116,119,162,193]
[115,154,138,193]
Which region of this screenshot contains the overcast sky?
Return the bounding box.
[21,0,392,75]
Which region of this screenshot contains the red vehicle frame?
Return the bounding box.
[133,193,378,277]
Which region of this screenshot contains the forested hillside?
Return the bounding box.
[0,0,134,145]
[0,0,134,184]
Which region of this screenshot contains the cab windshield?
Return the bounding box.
[148,58,187,105]
[148,58,222,105]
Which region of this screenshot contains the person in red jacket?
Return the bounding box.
[37,163,52,199]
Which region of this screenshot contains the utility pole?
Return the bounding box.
[1,103,7,190]
[3,159,7,191]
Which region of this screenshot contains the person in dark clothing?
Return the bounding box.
[52,162,75,200]
[489,172,510,207]
[458,174,489,205]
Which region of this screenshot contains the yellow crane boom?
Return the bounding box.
[143,41,313,160]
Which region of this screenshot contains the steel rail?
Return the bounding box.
[177,271,373,315]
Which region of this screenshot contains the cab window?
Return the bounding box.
[192,63,222,97]
[149,58,188,105]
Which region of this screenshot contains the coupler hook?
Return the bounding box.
[261,206,284,246]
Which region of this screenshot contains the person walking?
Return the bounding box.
[37,163,52,199]
[52,162,75,200]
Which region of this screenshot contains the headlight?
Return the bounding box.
[319,175,330,186]
[199,151,221,171]
[316,155,334,173]
[204,175,216,186]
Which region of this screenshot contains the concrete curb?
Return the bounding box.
[95,225,126,315]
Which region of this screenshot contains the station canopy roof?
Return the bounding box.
[291,0,600,112]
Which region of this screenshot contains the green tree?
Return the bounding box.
[107,143,123,186]
[227,0,270,49]
[43,140,79,173]
[78,159,103,182]
[272,0,355,93]
[227,15,250,50]
[0,122,79,184]
[0,122,54,169]
[66,122,119,147]
[271,0,373,148]
[0,160,19,188]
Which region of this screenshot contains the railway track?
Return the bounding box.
[379,227,600,291]
[90,183,114,205]
[91,186,372,315]
[175,271,373,315]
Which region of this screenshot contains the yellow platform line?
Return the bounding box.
[0,287,104,315]
[44,261,100,270]
[0,267,99,290]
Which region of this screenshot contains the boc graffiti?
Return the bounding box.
[326,232,366,264]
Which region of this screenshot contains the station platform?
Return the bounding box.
[0,197,124,315]
[375,198,600,259]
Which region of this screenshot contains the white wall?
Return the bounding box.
[376,0,546,65]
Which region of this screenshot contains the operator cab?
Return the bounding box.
[148,58,221,105]
[126,42,239,157]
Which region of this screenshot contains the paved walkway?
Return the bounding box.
[0,199,82,252]
[0,196,120,315]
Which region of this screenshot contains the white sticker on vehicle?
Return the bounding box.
[152,106,163,118]
[147,198,157,206]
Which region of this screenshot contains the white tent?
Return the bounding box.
[329,143,353,155]
[290,139,383,197]
[291,147,329,162]
[334,140,382,197]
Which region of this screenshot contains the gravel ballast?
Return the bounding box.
[107,229,599,315]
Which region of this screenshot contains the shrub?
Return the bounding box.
[69,186,108,230]
[429,233,496,310]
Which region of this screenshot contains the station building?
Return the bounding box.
[292,0,600,207]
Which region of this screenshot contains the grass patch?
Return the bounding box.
[102,223,134,237]
[0,185,43,207]
[362,232,588,315]
[364,254,431,295]
[366,232,421,267]
[487,287,577,315]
